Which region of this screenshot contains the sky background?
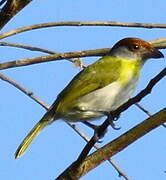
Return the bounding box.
[0,0,166,180]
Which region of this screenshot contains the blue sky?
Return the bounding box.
[1,0,166,180]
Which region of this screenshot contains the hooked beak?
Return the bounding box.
[149,48,164,59]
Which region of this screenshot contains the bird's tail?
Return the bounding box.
[15,110,56,159]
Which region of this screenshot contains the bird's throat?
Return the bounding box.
[118,58,141,86]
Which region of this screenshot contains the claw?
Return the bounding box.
[97,139,103,143]
[110,122,121,130]
[113,114,121,121]
[162,123,166,128]
[93,130,105,142]
[108,113,121,130]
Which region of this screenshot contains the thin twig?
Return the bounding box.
[153,43,166,49]
[0,48,111,70]
[0,41,56,54]
[0,38,166,71]
[135,103,166,128]
[150,38,166,45]
[0,73,131,180]
[135,103,152,116]
[0,0,33,29]
[1,21,166,39]
[0,73,48,109]
[0,0,7,7]
[0,41,85,66]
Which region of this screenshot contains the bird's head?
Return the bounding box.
[110,37,164,62]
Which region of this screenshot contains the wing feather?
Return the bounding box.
[53,56,121,112]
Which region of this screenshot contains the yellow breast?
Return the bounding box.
[119,59,141,86]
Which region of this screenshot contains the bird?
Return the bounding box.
[15,37,164,159]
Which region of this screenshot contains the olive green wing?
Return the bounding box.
[54,56,121,111]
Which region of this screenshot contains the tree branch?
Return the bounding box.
[0,41,84,65]
[0,38,166,70]
[0,0,33,29]
[1,21,166,39]
[0,0,7,7]
[0,41,56,54]
[135,103,152,116]
[56,108,166,180]
[0,48,111,70]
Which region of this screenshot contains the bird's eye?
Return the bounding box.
[130,44,140,51]
[133,44,139,49]
[128,44,140,51]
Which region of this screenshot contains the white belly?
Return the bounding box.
[62,77,139,121]
[78,81,122,111]
[73,77,139,120]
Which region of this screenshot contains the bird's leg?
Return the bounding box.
[82,121,104,143]
[82,109,121,130]
[95,110,121,129]
[113,114,121,121]
[82,121,99,131]
[93,125,108,142]
[105,112,121,130]
[80,108,104,131]
[92,113,121,142]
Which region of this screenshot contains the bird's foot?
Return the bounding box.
[107,113,121,130]
[162,123,166,128]
[93,125,108,142]
[83,121,106,143]
[82,121,103,142]
[113,114,121,121]
[83,121,99,131]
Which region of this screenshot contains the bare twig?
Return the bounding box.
[0,0,7,7]
[68,123,131,180]
[0,73,48,109]
[56,108,166,180]
[1,21,166,40]
[0,41,56,54]
[135,103,152,116]
[0,0,33,29]
[0,48,111,70]
[0,38,166,71]
[0,41,86,66]
[0,73,131,180]
[150,38,166,45]
[153,43,166,49]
